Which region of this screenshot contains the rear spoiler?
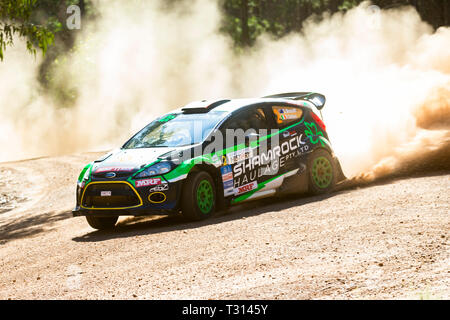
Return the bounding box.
[263,92,326,110]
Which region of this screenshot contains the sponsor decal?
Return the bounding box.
[211,154,222,167]
[258,160,280,177]
[223,180,233,189]
[234,181,258,195]
[220,165,234,197]
[304,121,326,147]
[232,134,309,188]
[149,183,169,192]
[233,135,306,178]
[226,148,253,165]
[95,166,134,173]
[280,113,300,120]
[273,106,303,124]
[282,130,297,138]
[135,178,162,188]
[100,191,112,197]
[222,172,233,181]
[279,108,297,114]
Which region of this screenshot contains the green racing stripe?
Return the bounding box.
[231,170,296,204]
[78,162,93,184]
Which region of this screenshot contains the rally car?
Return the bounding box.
[73,92,346,230]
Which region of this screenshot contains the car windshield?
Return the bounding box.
[122,111,227,149]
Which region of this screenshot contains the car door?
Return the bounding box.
[218,105,273,199]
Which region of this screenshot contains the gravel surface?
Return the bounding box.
[0,154,448,299]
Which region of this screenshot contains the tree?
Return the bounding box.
[222,0,449,48]
[0,0,55,60]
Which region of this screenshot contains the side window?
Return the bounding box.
[272,106,303,128]
[224,108,268,131]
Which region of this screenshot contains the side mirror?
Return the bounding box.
[245,132,259,146]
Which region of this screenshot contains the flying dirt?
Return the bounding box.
[0,1,449,179]
[0,1,449,299]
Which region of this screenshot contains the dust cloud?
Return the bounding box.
[0,0,449,182]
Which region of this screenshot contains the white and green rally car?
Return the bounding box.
[73,92,346,230]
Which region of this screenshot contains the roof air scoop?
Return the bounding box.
[181,99,231,114]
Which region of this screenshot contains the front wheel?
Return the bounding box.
[307,149,336,195]
[85,216,118,230]
[181,171,216,221]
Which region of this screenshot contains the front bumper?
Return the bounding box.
[72,178,183,217]
[72,206,178,217]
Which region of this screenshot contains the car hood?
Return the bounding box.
[91,148,176,174]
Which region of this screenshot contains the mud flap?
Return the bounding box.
[277,162,309,195]
[333,157,347,182]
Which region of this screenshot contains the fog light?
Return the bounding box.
[148,192,166,203]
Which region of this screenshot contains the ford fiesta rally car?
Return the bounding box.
[73,92,346,230]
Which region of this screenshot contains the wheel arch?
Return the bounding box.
[307,145,346,183]
[187,163,227,210]
[188,163,221,188]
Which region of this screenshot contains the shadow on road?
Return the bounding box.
[0,210,72,244]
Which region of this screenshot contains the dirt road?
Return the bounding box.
[0,153,448,299]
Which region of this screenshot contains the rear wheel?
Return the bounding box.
[181,171,216,221]
[85,216,118,230]
[307,149,336,195]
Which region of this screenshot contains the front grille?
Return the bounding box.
[82,183,141,208]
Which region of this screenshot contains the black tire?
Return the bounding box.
[181,171,216,221]
[85,216,118,230]
[307,149,336,195]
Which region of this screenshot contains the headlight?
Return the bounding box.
[77,166,91,188]
[135,162,172,178]
[76,185,82,204]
